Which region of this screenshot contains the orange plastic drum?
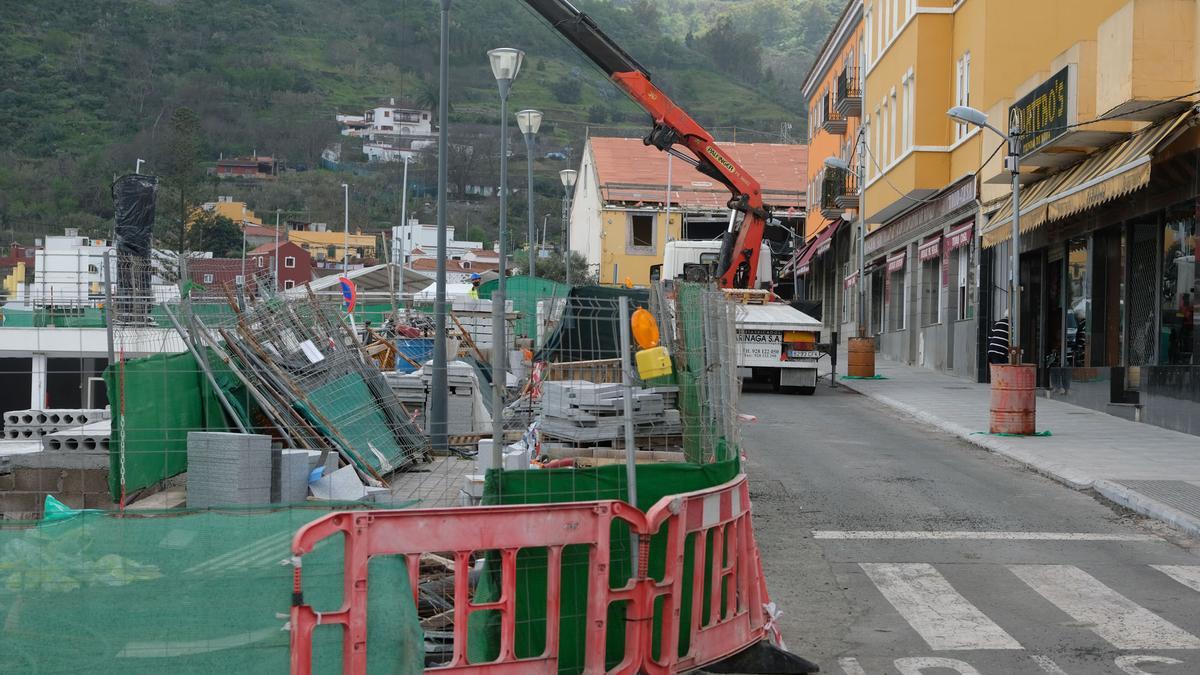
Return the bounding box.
[847,337,876,378]
[989,363,1036,435]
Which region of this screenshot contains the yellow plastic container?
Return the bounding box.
[635,345,673,380]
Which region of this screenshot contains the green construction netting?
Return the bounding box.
[0,506,422,674]
[468,459,740,674]
[675,283,711,463]
[535,286,650,363]
[298,372,416,476]
[103,351,246,501]
[476,276,573,344]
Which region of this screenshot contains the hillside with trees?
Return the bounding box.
[0,0,841,247]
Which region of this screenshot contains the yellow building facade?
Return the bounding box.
[287,230,378,265]
[857,0,1200,384]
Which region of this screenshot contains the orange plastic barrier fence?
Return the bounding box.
[288,474,772,674]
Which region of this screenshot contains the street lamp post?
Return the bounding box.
[430,0,452,454]
[947,105,1022,364]
[488,47,524,467]
[948,104,1034,435]
[517,109,543,278]
[559,169,577,285]
[341,183,350,275]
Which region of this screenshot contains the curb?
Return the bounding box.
[835,376,1200,538]
[836,380,1095,490]
[1093,479,1200,540]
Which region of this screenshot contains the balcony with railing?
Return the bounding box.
[819,167,858,219]
[820,93,847,135]
[836,66,862,118]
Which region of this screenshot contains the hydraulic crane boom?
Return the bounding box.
[523,0,771,289]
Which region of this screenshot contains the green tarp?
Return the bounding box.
[0,507,422,673]
[469,459,740,674]
[103,351,243,501]
[477,276,572,344]
[535,286,650,363]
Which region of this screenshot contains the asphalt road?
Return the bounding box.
[738,383,1200,675]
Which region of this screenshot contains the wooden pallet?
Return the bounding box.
[722,288,775,305]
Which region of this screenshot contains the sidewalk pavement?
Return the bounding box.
[825,352,1200,538]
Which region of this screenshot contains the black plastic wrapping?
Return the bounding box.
[112,174,158,323]
[112,174,158,258]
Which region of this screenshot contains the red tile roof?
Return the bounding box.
[588,137,807,210]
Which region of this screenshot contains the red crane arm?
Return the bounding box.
[523,0,773,289]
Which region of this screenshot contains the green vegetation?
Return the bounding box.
[0,0,839,248]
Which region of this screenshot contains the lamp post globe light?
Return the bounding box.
[487,47,524,469]
[946,104,1022,364]
[559,169,578,286]
[947,104,1035,435]
[517,109,543,278]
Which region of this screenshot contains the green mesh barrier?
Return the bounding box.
[468,459,740,674]
[0,507,423,674]
[103,352,238,501]
[476,276,573,344]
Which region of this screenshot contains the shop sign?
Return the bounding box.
[865,176,976,257]
[918,237,942,262]
[945,221,974,251]
[886,251,906,273]
[843,271,858,289]
[797,263,810,276]
[1011,66,1072,157]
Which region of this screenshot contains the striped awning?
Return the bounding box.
[982,109,1197,248]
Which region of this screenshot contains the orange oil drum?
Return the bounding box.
[989,363,1036,435]
[847,337,876,378]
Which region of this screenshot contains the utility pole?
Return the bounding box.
[430,0,452,454]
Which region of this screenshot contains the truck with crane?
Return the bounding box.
[525,0,825,393]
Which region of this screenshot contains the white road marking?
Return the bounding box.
[1152,565,1200,594]
[860,563,1022,651]
[837,656,867,675]
[1010,564,1200,650]
[813,530,1158,541]
[1115,655,1184,675]
[1031,654,1070,673]
[894,656,981,674]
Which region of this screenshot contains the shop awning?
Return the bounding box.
[982,109,1197,248]
[793,221,843,274]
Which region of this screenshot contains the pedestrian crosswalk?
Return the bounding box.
[858,563,1200,652]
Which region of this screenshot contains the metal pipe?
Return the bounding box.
[524,131,537,278]
[160,304,249,434]
[492,75,512,464]
[103,249,115,364]
[618,296,639,570]
[399,155,409,307]
[1008,134,1022,364]
[430,0,451,454]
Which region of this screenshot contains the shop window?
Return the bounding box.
[871,268,885,335]
[1065,238,1090,366]
[628,213,655,253]
[887,260,906,331]
[920,243,941,326]
[1161,205,1197,365]
[954,247,970,321]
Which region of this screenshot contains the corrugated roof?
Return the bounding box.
[588,137,807,210]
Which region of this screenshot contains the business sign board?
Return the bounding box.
[1010,66,1074,157]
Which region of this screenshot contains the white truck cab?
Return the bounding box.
[657,240,823,395]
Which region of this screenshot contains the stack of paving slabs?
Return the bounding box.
[385,372,428,430]
[186,432,273,508]
[279,449,322,503]
[421,361,481,435]
[539,381,682,443]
